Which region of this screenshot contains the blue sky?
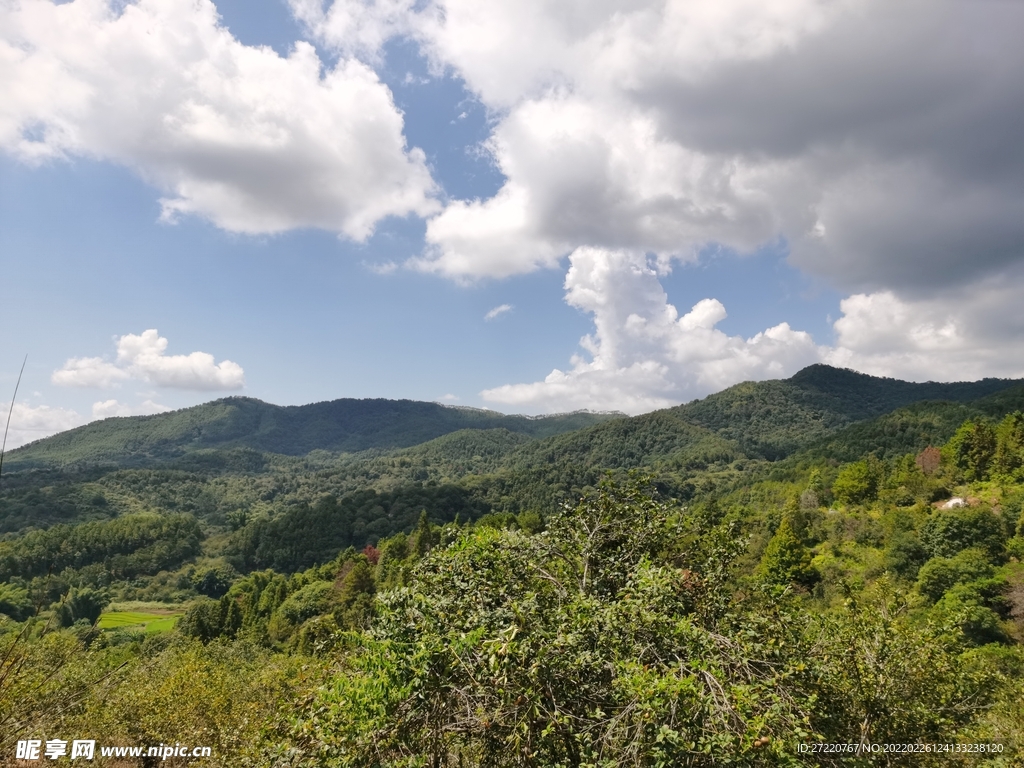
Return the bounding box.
[2,0,1022,446]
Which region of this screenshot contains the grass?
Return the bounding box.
[97,608,184,634]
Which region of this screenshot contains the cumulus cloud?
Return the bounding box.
[482,248,821,413]
[301,0,1024,292]
[484,304,513,321]
[50,357,130,389]
[291,0,1024,404]
[823,268,1024,382]
[91,398,170,419]
[0,0,438,239]
[482,252,1024,414]
[53,330,245,391]
[0,402,84,450]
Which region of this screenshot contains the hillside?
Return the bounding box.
[455,365,1023,488]
[671,364,1024,459]
[5,396,620,468]
[792,384,1024,464]
[3,365,1023,537]
[3,366,1024,763]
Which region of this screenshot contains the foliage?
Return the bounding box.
[54,587,109,627]
[931,578,1011,646]
[756,515,817,587]
[229,486,487,572]
[294,478,822,766]
[0,367,1023,765]
[0,626,130,755]
[831,459,881,506]
[916,549,995,603]
[882,530,929,580]
[0,513,203,582]
[944,420,998,482]
[994,412,1024,479]
[0,583,33,621]
[919,507,1006,560]
[810,583,999,750]
[71,638,318,767]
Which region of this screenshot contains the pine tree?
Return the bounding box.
[757,515,816,587]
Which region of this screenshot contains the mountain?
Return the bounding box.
[4,364,1024,538]
[793,384,1024,464]
[483,365,1024,482]
[5,397,620,468]
[669,364,1024,460]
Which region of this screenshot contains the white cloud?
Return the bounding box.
[115,330,245,390]
[292,0,1024,402]
[91,398,170,420]
[53,329,245,391]
[50,357,130,389]
[366,260,400,275]
[482,251,1024,415]
[304,0,1024,294]
[0,0,438,239]
[481,248,822,413]
[290,0,417,63]
[437,393,459,402]
[414,98,779,279]
[0,402,84,450]
[484,303,513,321]
[823,270,1024,382]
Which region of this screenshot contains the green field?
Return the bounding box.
[97,610,183,634]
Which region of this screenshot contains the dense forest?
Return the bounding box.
[1,364,1023,765]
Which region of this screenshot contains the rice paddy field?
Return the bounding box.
[97,607,184,634]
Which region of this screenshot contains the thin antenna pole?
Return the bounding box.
[0,355,28,489]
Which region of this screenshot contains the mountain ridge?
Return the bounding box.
[7,364,1024,473]
[5,395,621,468]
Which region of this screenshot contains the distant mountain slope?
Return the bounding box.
[7,364,1023,478]
[6,397,620,468]
[3,365,1023,540]
[671,364,1024,459]
[794,384,1024,463]
[452,368,1024,513]
[503,411,735,474]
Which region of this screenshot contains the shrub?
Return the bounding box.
[832,459,881,505]
[920,507,1006,560]
[916,548,993,603]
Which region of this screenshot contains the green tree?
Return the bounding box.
[757,515,817,588]
[811,583,998,748]
[335,558,376,630]
[931,578,1010,646]
[883,531,929,580]
[293,478,820,766]
[915,548,994,603]
[919,507,1005,560]
[0,584,33,621]
[943,419,997,482]
[994,411,1024,479]
[55,587,109,627]
[411,510,438,558]
[832,459,881,505]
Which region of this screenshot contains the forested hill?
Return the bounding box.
[668,363,1024,459]
[4,365,1024,761]
[6,396,620,468]
[499,364,1024,479]
[8,365,1023,472]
